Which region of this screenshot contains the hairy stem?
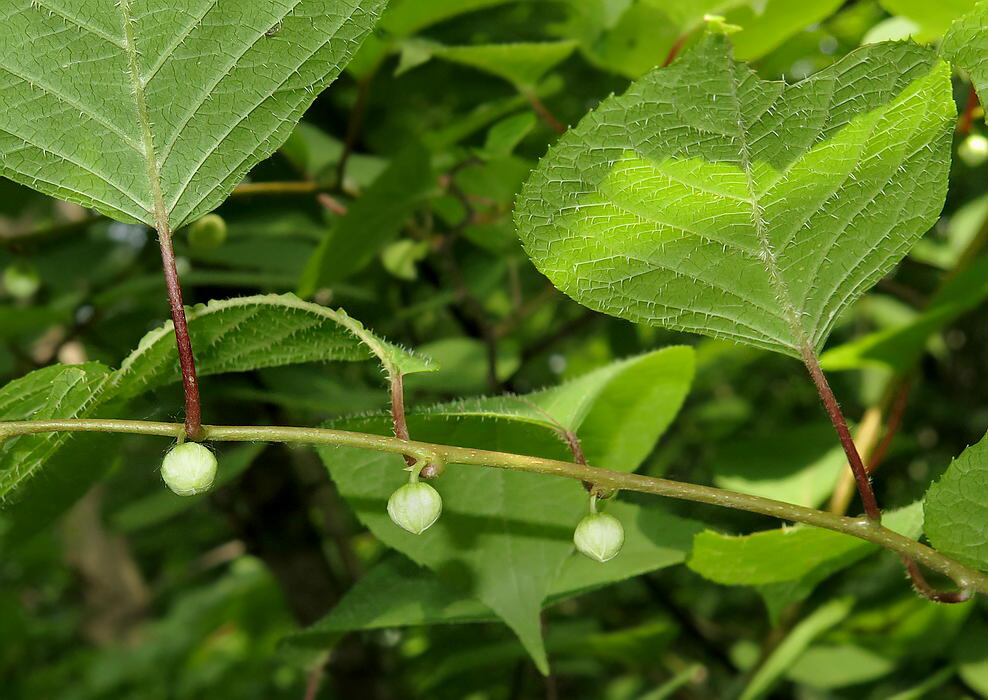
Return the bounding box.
[1,417,983,597]
[156,229,202,441]
[801,348,881,521]
[389,371,417,469]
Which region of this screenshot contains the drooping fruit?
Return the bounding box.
[387,482,443,534]
[161,442,217,496]
[574,512,624,562]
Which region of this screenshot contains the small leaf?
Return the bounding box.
[740,598,855,700]
[883,0,980,41]
[820,256,988,371]
[941,1,988,124]
[300,142,435,292]
[0,0,386,229]
[433,41,578,88]
[726,0,844,60]
[924,434,988,570]
[687,501,923,586]
[516,35,954,357]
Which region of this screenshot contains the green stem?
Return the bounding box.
[1,418,984,596]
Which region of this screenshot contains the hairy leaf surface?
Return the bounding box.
[0,0,384,228]
[515,34,953,357]
[924,436,988,570]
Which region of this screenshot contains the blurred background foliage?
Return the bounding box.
[2,0,988,698]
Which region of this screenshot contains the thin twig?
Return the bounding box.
[335,74,374,189]
[1,417,984,598]
[523,91,565,134]
[958,84,980,136]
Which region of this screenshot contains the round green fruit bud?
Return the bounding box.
[387,482,442,534]
[958,134,988,168]
[161,442,217,496]
[574,512,624,562]
[186,214,227,251]
[3,261,41,299]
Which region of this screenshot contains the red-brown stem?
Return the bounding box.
[959,85,979,136]
[303,664,323,700]
[156,228,202,441]
[903,558,971,604]
[662,34,687,67]
[524,91,565,134]
[389,371,417,469]
[869,378,912,471]
[801,349,881,521]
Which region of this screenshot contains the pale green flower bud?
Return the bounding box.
[574,512,624,562]
[388,482,442,534]
[187,214,227,251]
[161,442,217,496]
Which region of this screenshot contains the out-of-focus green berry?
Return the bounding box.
[161,442,217,496]
[387,482,443,534]
[958,134,988,168]
[574,512,624,562]
[3,261,41,299]
[186,214,227,251]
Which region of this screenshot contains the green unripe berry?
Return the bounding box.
[3,261,41,299]
[958,134,988,168]
[186,213,227,251]
[161,442,217,496]
[574,512,624,562]
[387,482,442,534]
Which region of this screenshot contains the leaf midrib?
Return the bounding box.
[119,0,168,231]
[723,60,806,355]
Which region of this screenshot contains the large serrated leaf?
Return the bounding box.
[112,293,434,397]
[515,34,954,357]
[924,435,988,571]
[0,0,385,229]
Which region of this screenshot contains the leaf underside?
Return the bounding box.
[0,0,385,230]
[515,34,953,358]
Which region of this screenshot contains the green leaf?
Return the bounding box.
[320,415,585,675]
[941,1,988,124]
[381,0,515,36]
[687,501,924,586]
[740,598,855,700]
[515,35,954,358]
[288,500,700,646]
[299,142,434,293]
[712,424,846,508]
[421,346,694,471]
[820,256,988,371]
[318,349,693,672]
[785,645,895,690]
[924,433,988,570]
[726,0,844,60]
[0,0,385,229]
[0,364,113,526]
[883,0,980,41]
[477,112,537,161]
[432,41,578,88]
[110,294,433,398]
